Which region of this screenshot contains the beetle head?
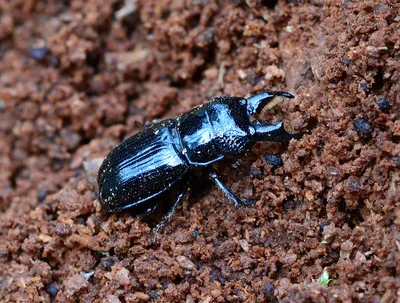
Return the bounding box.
[246,92,302,142]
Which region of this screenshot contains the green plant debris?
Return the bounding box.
[318,270,332,285]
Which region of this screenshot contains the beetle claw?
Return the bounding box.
[252,121,302,142]
[246,91,294,115]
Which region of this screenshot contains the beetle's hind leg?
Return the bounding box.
[209,169,247,208]
[152,179,189,245]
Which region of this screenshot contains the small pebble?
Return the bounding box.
[37,189,48,203]
[45,283,58,297]
[264,283,277,302]
[360,82,369,92]
[249,167,262,177]
[100,258,115,270]
[210,267,225,283]
[81,271,95,280]
[347,176,360,192]
[264,153,283,169]
[341,57,352,65]
[176,255,195,270]
[238,239,249,252]
[244,198,257,206]
[319,221,331,233]
[354,118,373,139]
[30,47,48,61]
[149,291,159,299]
[377,98,390,113]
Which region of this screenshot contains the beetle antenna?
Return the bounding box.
[246,91,294,115]
[252,120,302,142]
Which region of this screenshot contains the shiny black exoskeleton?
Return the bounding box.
[98,92,301,242]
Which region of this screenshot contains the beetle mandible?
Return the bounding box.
[97,91,301,243]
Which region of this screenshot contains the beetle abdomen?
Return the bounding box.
[98,121,189,212]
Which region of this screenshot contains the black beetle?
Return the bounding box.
[98,92,301,242]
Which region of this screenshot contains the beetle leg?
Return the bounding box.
[252,120,302,142]
[153,180,189,244]
[209,170,247,208]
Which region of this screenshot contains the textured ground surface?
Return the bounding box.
[0,0,399,302]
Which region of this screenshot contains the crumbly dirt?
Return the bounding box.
[0,0,399,302]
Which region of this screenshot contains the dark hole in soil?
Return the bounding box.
[391,135,400,144]
[121,14,140,36]
[10,166,24,189]
[270,40,279,48]
[187,12,201,29]
[307,117,318,131]
[263,0,279,9]
[118,295,127,303]
[45,208,59,221]
[347,208,364,229]
[172,276,184,285]
[338,199,365,229]
[283,195,296,211]
[372,69,384,92]
[184,275,196,284]
[362,4,373,13]
[322,250,340,266]
[191,49,216,83]
[271,261,283,279]
[161,7,170,19]
[86,50,103,75]
[338,199,347,213]
[75,215,88,225]
[320,195,328,204]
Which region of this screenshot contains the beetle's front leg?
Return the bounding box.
[209,169,247,208]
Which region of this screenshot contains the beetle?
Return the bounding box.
[97,91,301,243]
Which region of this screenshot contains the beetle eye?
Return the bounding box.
[240,99,246,106]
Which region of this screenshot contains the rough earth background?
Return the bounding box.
[0,0,399,302]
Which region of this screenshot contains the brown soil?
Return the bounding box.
[0,0,399,302]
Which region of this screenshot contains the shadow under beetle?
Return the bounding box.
[97,92,302,243]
